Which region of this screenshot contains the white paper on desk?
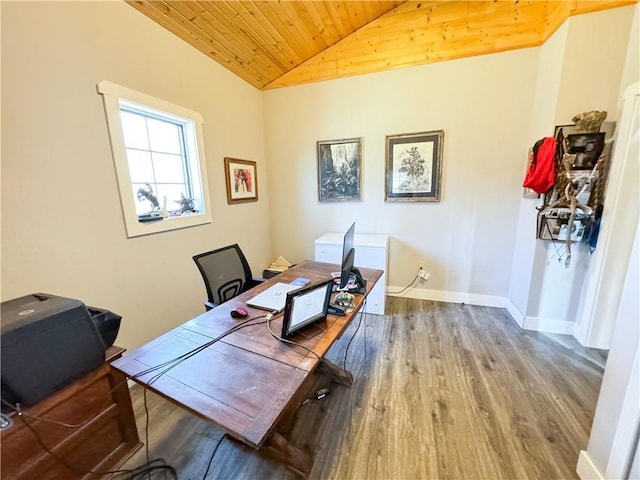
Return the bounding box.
[268,256,291,272]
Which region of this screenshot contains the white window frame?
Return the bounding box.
[97,80,212,237]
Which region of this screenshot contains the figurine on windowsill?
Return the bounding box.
[168,193,198,216]
[177,193,197,214]
[136,183,164,223]
[137,183,160,211]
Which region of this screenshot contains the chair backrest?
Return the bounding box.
[193,244,254,306]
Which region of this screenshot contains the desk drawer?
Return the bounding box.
[314,244,341,264]
[1,360,140,479]
[11,413,124,480]
[2,370,114,472]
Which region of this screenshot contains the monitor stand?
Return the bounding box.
[297,323,325,340]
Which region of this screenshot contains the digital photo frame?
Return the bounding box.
[281,278,333,338]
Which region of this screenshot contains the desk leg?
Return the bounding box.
[260,359,354,477]
[278,370,324,433]
[265,432,313,477]
[318,358,353,385]
[277,359,352,436]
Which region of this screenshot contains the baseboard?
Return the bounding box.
[505,299,525,328]
[576,450,604,480]
[573,320,589,345]
[388,287,579,336]
[521,316,577,335]
[386,286,506,308]
[573,321,613,349]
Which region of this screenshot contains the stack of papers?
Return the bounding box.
[268,256,291,272]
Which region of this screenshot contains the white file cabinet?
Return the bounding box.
[314,233,388,315]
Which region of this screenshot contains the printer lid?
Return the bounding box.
[0,293,86,333]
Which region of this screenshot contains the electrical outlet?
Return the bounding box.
[419,261,425,270]
[418,269,431,281]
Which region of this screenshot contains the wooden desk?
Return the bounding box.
[112,261,382,475]
[1,346,141,479]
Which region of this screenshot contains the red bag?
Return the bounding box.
[523,137,556,194]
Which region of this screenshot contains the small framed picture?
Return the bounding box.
[317,137,362,202]
[224,157,258,204]
[566,133,606,170]
[385,130,444,202]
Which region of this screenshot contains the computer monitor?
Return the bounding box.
[339,222,356,289]
[281,279,333,338]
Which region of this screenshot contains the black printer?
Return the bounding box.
[1,293,121,407]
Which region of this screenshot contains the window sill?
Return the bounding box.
[125,211,212,238]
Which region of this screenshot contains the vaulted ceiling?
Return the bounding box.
[126,1,636,90]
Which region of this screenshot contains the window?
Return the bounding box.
[98,81,211,237]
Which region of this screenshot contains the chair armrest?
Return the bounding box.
[247,277,266,289]
[204,300,217,311]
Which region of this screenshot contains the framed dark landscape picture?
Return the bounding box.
[224,157,258,204]
[317,137,362,202]
[385,130,444,202]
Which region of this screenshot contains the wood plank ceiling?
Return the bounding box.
[126,1,636,91]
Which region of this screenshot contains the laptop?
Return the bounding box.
[246,282,300,312]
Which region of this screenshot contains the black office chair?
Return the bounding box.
[193,244,265,311]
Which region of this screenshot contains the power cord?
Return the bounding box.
[117,458,177,479]
[201,433,228,479]
[131,316,268,478]
[2,400,176,479]
[265,295,367,388]
[265,311,323,361]
[387,274,420,295]
[338,296,367,384]
[130,315,268,384]
[0,396,92,428]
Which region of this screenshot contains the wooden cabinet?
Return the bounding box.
[315,233,389,315]
[1,347,141,479]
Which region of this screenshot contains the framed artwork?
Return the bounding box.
[566,133,606,169]
[385,130,444,202]
[317,137,362,202]
[554,124,576,138]
[224,157,258,204]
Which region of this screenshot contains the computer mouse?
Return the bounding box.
[230,307,248,318]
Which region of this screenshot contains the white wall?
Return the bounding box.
[576,81,640,479]
[531,6,637,328]
[263,50,539,303]
[618,4,640,117]
[263,4,637,315]
[507,22,569,324]
[1,2,271,350]
[578,222,639,479]
[507,5,638,338]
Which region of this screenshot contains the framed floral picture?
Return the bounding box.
[317,137,362,202]
[224,157,258,204]
[385,130,444,202]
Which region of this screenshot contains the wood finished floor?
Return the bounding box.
[116,297,606,479]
